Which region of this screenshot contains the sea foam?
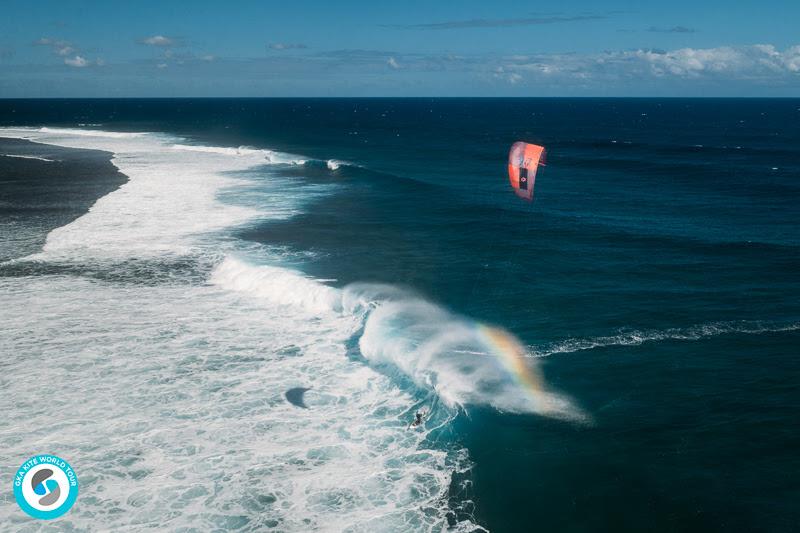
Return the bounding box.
[0,126,481,531]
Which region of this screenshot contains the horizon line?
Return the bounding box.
[1,95,799,100]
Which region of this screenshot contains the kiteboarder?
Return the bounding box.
[408,409,427,430]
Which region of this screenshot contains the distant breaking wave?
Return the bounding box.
[170,143,307,165]
[531,320,800,358]
[170,143,266,156]
[39,126,146,138]
[326,159,347,170]
[169,143,355,170]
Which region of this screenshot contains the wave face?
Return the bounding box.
[0,127,491,531]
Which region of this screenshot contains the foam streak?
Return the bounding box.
[531,320,800,358]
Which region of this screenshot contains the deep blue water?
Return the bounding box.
[2,98,799,532]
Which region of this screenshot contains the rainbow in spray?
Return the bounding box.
[477,324,588,422]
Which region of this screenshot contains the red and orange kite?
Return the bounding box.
[508,142,546,201]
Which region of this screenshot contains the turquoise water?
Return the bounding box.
[1,98,798,531]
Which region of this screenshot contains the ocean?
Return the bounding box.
[0,98,798,532]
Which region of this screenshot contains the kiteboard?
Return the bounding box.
[408,408,429,430]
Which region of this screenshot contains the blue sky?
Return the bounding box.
[1,0,798,97]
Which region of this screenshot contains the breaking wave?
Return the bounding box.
[170,143,267,156]
[351,284,586,421]
[210,256,342,314]
[38,126,146,138]
[170,143,307,165]
[326,159,348,170]
[168,142,354,170]
[212,256,586,421]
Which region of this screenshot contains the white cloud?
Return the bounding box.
[494,44,800,84]
[64,55,89,68]
[142,35,174,47]
[55,45,75,56]
[647,26,697,34]
[34,37,75,57]
[34,37,102,68]
[626,45,800,78]
[630,47,745,77]
[269,43,307,50]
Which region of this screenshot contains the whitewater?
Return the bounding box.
[0,127,583,531]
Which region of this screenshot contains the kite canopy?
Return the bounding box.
[508,142,546,201]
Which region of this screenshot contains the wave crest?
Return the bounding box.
[210,257,342,314]
[39,127,146,138]
[170,143,265,156]
[170,143,308,165]
[352,286,587,421]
